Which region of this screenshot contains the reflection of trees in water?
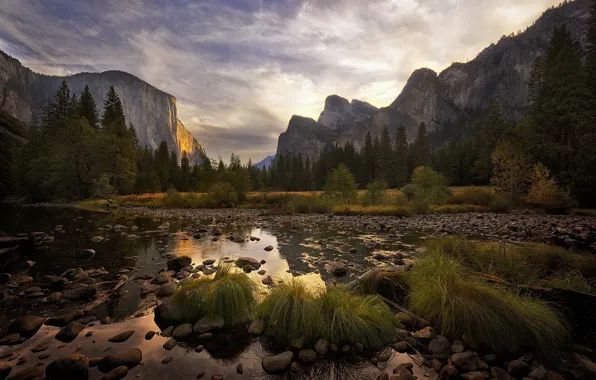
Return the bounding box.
[175,325,254,365]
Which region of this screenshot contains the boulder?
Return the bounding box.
[439,365,458,380]
[55,322,85,343]
[262,351,293,372]
[193,315,224,333]
[63,285,97,301]
[156,283,177,297]
[491,367,514,380]
[167,256,192,271]
[236,257,261,270]
[429,335,452,355]
[4,366,44,379]
[45,354,89,380]
[298,349,317,363]
[248,319,265,335]
[151,274,169,285]
[328,262,346,277]
[8,316,45,338]
[172,324,193,340]
[45,310,84,327]
[100,365,128,380]
[108,330,135,343]
[451,352,479,372]
[97,348,142,373]
[315,339,328,355]
[508,360,530,378]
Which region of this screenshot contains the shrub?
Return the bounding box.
[449,187,494,206]
[400,184,416,200]
[361,179,389,206]
[207,182,238,207]
[432,204,489,214]
[170,264,258,325]
[317,288,400,350]
[257,279,322,344]
[324,164,358,202]
[284,195,333,214]
[406,167,452,207]
[488,193,514,212]
[409,252,568,356]
[526,163,573,212]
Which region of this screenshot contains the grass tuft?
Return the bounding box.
[170,264,259,325]
[408,252,568,356]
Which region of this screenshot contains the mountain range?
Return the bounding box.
[275,0,591,160]
[0,51,206,164]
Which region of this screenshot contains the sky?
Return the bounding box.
[0,0,562,163]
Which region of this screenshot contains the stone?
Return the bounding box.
[211,375,224,380]
[264,245,274,251]
[161,357,174,364]
[194,345,204,352]
[100,365,128,380]
[290,337,305,350]
[194,315,224,333]
[108,330,135,343]
[452,343,464,353]
[393,342,408,353]
[45,353,89,380]
[354,343,364,353]
[429,335,452,355]
[0,273,11,284]
[396,328,409,339]
[30,342,50,353]
[161,326,174,337]
[156,283,177,297]
[202,259,215,265]
[151,274,169,285]
[528,366,547,380]
[237,363,243,374]
[298,349,317,363]
[329,343,338,352]
[261,276,274,285]
[508,360,530,378]
[315,339,328,355]
[45,310,84,327]
[172,324,193,340]
[198,333,212,340]
[378,373,389,380]
[140,283,158,296]
[491,367,515,380]
[46,292,64,302]
[262,351,293,372]
[248,319,265,335]
[163,339,177,350]
[451,351,479,372]
[55,322,85,343]
[328,262,346,276]
[571,354,596,379]
[460,372,484,380]
[64,285,97,301]
[97,348,142,373]
[235,257,261,269]
[167,256,192,271]
[90,236,104,243]
[0,333,21,346]
[145,331,155,340]
[14,276,33,286]
[5,366,44,379]
[8,316,45,338]
[0,361,12,379]
[196,370,207,378]
[395,312,416,327]
[439,365,459,380]
[432,359,443,372]
[412,326,436,339]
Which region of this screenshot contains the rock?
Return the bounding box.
[264,245,274,251]
[439,365,458,380]
[429,335,451,355]
[571,354,596,379]
[298,349,317,363]
[0,333,21,346]
[508,360,530,378]
[196,370,207,378]
[354,342,364,353]
[90,236,104,243]
[161,326,174,337]
[211,375,224,380]
[14,276,33,286]
[315,339,328,355]
[405,337,417,348]
[64,285,97,301]
[460,372,484,380]
[172,324,193,340]
[290,337,305,350]
[194,315,224,333]
[393,342,408,353]
[378,373,389,380]
[396,328,409,339]
[452,342,464,353]
[0,362,12,379]
[45,310,84,327]
[432,359,443,372]
[235,257,261,270]
[491,367,515,380]
[167,256,192,271]
[5,366,44,379]
[108,331,135,343]
[198,332,212,340]
[163,339,177,350]
[161,357,173,364]
[151,274,169,285]
[451,351,479,372]
[145,331,155,340]
[97,348,142,373]
[262,351,293,372]
[100,365,128,380]
[394,312,416,327]
[248,319,265,335]
[261,276,274,285]
[45,353,89,380]
[140,284,158,296]
[257,270,266,275]
[329,343,338,352]
[528,366,547,380]
[82,249,95,257]
[237,363,243,374]
[290,361,299,372]
[46,292,64,302]
[55,322,85,343]
[202,259,215,265]
[0,274,11,284]
[328,262,347,276]
[8,316,46,338]
[156,283,177,297]
[412,326,436,339]
[30,342,50,353]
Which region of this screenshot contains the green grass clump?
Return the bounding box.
[171,264,259,325]
[257,279,322,343]
[542,271,594,294]
[409,252,568,356]
[317,288,400,350]
[350,270,411,302]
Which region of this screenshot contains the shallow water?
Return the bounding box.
[0,205,428,379]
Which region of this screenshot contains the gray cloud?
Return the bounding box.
[0,0,561,162]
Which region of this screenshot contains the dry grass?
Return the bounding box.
[332,204,412,217]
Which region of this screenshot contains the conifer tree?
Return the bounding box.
[78,85,99,130]
[101,86,127,137]
[394,125,409,187]
[378,125,394,186]
[413,122,430,168]
[362,131,375,185]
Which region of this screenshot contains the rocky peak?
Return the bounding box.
[317,95,378,131]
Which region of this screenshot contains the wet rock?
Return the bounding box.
[491,367,514,380]
[108,331,135,343]
[100,365,128,380]
[151,273,170,285]
[0,333,21,346]
[412,326,436,339]
[452,352,479,372]
[262,351,293,372]
[163,339,177,350]
[161,357,173,364]
[460,372,484,380]
[8,316,45,338]
[328,262,347,277]
[172,324,193,340]
[508,360,530,378]
[55,322,85,343]
[202,259,215,265]
[145,331,155,340]
[14,276,33,286]
[140,283,158,296]
[0,274,11,284]
[63,285,97,301]
[156,283,177,297]
[30,342,50,353]
[46,292,64,302]
[194,315,224,333]
[0,361,11,379]
[167,256,192,271]
[235,257,261,270]
[45,310,84,327]
[90,236,104,243]
[5,365,44,379]
[248,319,265,335]
[264,245,274,251]
[315,339,328,355]
[429,335,452,355]
[298,349,317,363]
[45,353,89,380]
[161,326,174,337]
[439,365,458,380]
[290,337,305,350]
[97,348,142,373]
[261,276,274,285]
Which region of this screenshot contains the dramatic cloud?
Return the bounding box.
[0,0,561,162]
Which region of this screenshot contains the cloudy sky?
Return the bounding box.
[0,0,560,162]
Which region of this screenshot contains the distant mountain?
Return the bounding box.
[275,0,591,160]
[0,51,206,164]
[255,155,275,169]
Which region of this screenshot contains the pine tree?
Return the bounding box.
[394,125,409,187]
[78,85,99,130]
[413,122,430,168]
[48,80,71,123]
[129,123,139,151]
[378,125,394,186]
[155,141,170,191]
[362,131,375,185]
[471,103,505,183]
[179,152,190,191]
[101,86,127,137]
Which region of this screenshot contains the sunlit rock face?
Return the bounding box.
[276,0,590,160]
[0,52,206,164]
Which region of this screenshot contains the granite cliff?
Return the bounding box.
[0,51,206,164]
[276,0,590,160]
